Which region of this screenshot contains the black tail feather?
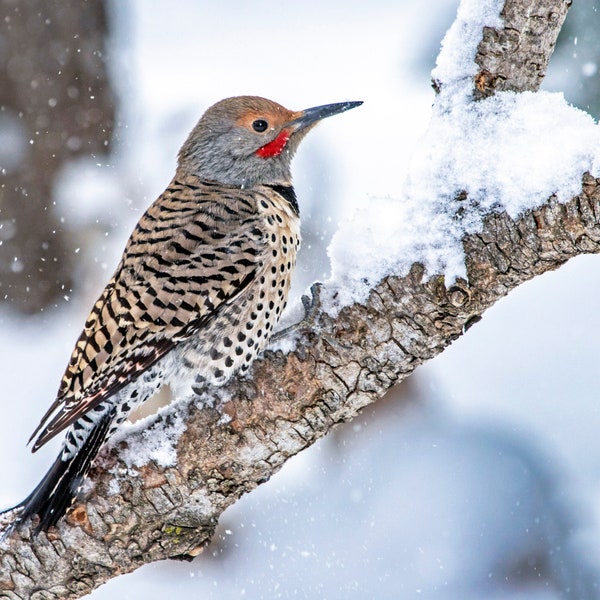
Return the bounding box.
[3,411,113,534]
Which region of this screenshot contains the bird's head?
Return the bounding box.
[178,96,362,187]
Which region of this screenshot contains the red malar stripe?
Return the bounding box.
[256,130,291,158]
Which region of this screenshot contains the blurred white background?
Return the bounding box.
[2,0,600,598]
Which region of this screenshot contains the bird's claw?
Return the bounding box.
[270,282,323,344]
[301,282,323,323]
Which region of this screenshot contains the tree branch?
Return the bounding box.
[0,0,586,597]
[474,0,571,97]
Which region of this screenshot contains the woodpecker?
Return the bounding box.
[1,96,362,534]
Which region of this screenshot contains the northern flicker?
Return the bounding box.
[1,95,362,534]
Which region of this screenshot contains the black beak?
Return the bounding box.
[288,100,363,131]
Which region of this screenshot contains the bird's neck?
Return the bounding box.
[174,170,291,190]
[172,172,299,217]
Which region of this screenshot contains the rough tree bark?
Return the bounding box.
[0,0,586,597]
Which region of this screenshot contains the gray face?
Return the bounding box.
[177,96,302,187]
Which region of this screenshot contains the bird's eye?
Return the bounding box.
[252,119,269,133]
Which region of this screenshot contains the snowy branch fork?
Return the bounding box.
[0,0,593,597]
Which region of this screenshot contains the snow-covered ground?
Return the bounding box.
[2,0,600,597]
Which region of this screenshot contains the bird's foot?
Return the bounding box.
[270,282,323,344]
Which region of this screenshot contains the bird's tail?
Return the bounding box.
[1,411,112,535]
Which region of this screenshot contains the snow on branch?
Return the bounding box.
[328,0,596,308]
[1,0,597,597]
